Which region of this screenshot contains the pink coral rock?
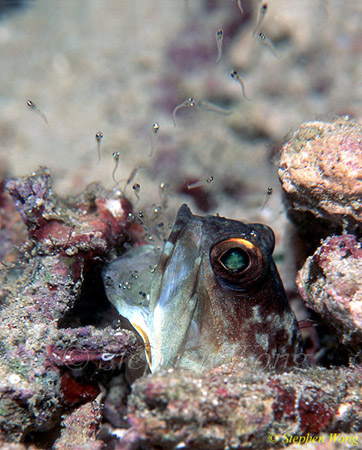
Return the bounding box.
[278,116,362,232]
[127,363,362,449]
[296,234,362,348]
[0,169,139,443]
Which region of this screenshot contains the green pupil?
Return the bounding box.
[220,248,249,273]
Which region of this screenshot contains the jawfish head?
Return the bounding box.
[103,204,305,373]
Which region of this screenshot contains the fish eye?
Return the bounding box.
[210,238,267,291]
[219,247,249,273]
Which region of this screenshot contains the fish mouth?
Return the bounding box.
[131,322,152,371]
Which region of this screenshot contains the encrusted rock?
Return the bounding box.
[128,363,362,450]
[2,168,362,448]
[53,401,103,450]
[278,116,362,233]
[5,168,133,256]
[0,180,27,265]
[0,169,139,442]
[296,234,362,348]
[48,326,138,371]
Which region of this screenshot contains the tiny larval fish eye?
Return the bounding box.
[27,100,36,110]
[102,204,306,375]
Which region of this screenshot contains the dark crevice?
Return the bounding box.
[58,261,113,329]
[23,424,61,449]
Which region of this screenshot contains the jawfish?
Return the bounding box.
[102,205,305,373]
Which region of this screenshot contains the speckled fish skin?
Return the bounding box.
[103,204,305,373]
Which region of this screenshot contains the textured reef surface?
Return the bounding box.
[279,116,362,235]
[0,0,361,448]
[0,161,361,449]
[0,169,140,447]
[128,363,362,449]
[279,117,362,364]
[297,234,362,350]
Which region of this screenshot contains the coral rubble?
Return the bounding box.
[297,234,362,349]
[0,169,137,444]
[1,166,362,449]
[53,401,103,450]
[5,168,133,257]
[278,116,362,234]
[128,363,362,450]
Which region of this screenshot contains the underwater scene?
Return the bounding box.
[0,0,361,448]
